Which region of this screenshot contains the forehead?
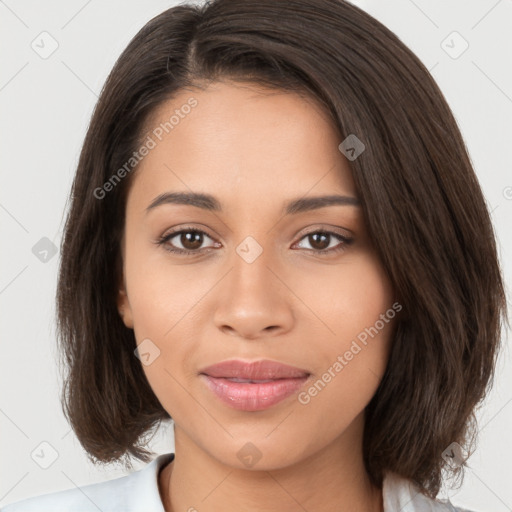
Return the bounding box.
[128,81,357,210]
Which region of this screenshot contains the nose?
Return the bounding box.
[213,246,295,340]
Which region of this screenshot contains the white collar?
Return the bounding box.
[3,452,470,511]
[382,470,469,511]
[148,453,469,512]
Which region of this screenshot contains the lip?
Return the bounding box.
[199,359,310,380]
[199,359,311,411]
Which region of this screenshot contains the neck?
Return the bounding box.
[159,414,383,512]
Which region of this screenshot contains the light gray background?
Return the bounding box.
[1,1,511,510]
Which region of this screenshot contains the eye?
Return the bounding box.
[155,227,353,257]
[155,227,220,255]
[293,230,353,255]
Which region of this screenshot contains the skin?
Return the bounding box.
[117,80,397,512]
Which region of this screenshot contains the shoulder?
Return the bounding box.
[0,453,174,512]
[382,471,477,512]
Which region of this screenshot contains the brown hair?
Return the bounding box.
[56,0,508,499]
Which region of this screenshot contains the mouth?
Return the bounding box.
[198,359,311,411]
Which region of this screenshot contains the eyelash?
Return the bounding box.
[154,226,354,257]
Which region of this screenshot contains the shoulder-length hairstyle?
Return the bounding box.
[56,0,508,499]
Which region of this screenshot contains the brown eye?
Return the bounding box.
[177,231,204,250]
[157,228,218,255]
[307,232,330,250]
[294,230,353,254]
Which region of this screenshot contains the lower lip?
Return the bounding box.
[201,374,309,411]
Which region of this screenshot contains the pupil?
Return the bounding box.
[182,231,202,250]
[310,232,329,250]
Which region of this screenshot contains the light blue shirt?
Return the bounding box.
[0,452,474,511]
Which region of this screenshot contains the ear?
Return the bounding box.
[116,236,134,329]
[117,282,134,329]
[116,261,134,329]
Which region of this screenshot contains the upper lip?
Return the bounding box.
[199,359,310,380]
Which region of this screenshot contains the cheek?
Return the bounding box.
[293,250,395,345]
[294,252,395,416]
[123,244,208,405]
[124,240,202,338]
[295,331,394,448]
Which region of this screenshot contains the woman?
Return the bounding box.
[1,0,507,510]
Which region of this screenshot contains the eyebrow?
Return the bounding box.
[145,191,360,216]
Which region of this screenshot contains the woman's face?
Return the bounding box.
[117,80,397,470]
